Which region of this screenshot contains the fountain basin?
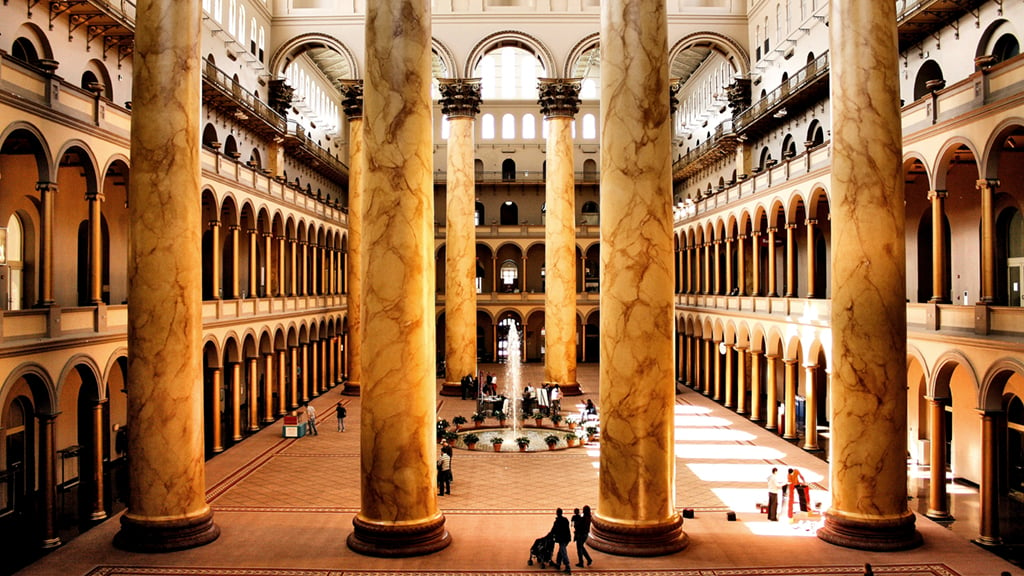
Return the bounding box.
[455,427,586,452]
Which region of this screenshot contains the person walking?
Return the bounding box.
[550,508,572,573]
[436,446,452,495]
[305,403,318,436]
[572,506,593,567]
[766,467,781,521]
[786,467,807,517]
[336,401,347,432]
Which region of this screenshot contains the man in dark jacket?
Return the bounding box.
[550,508,572,573]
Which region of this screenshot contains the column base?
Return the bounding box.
[114,509,220,552]
[817,510,921,551]
[342,381,361,396]
[347,513,451,557]
[974,535,1003,547]
[40,537,62,549]
[439,381,463,397]
[925,510,953,522]
[90,510,108,522]
[588,513,688,557]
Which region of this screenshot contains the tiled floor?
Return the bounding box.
[13,365,1023,576]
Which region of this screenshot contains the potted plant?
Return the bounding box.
[452,415,468,431]
[494,410,507,426]
[516,436,530,451]
[585,426,599,443]
[533,411,544,427]
[444,431,458,444]
[565,432,578,447]
[565,416,578,430]
[471,412,486,428]
[550,413,563,427]
[490,435,505,452]
[464,433,480,450]
[545,434,560,450]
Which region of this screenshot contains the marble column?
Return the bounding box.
[114,0,218,550]
[263,352,275,423]
[737,234,747,296]
[230,362,242,441]
[751,231,762,296]
[725,236,734,295]
[289,238,298,296]
[277,235,287,297]
[703,241,711,294]
[712,241,721,295]
[783,358,797,440]
[766,227,778,297]
[723,344,734,407]
[439,78,482,397]
[802,364,819,450]
[735,344,748,414]
[277,348,288,415]
[702,337,712,395]
[300,342,310,402]
[36,182,56,306]
[247,357,259,432]
[977,179,998,303]
[39,414,60,548]
[87,190,105,304]
[90,401,107,520]
[806,219,817,298]
[209,220,222,299]
[927,190,948,303]
[541,78,582,395]
[248,228,258,298]
[591,0,687,556]
[347,0,450,557]
[977,411,1002,545]
[784,224,796,298]
[210,367,223,453]
[765,355,778,431]
[712,340,723,401]
[925,397,951,520]
[818,0,920,551]
[229,225,240,299]
[749,349,762,422]
[289,346,298,409]
[340,80,364,397]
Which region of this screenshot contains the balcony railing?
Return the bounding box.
[433,170,600,184]
[734,52,830,135]
[202,61,287,135]
[672,120,739,180]
[284,123,349,182]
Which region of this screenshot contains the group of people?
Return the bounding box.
[521,383,564,416]
[765,466,809,521]
[299,401,348,436]
[460,372,500,399]
[437,439,455,495]
[548,506,593,573]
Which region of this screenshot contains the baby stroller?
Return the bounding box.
[528,533,555,568]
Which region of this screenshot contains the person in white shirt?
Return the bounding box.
[766,467,782,521]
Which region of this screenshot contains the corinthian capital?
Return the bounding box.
[438,78,483,118]
[538,78,582,119]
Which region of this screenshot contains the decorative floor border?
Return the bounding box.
[84,565,962,576]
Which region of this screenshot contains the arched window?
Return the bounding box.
[582,114,596,139]
[913,60,944,101]
[250,18,258,54]
[500,201,519,225]
[502,159,516,181]
[474,45,544,100]
[11,38,39,65]
[500,260,519,290]
[481,114,495,139]
[237,4,245,46]
[258,27,265,62]
[475,202,485,226]
[522,114,536,139]
[582,159,598,182]
[213,0,222,23]
[992,34,1020,63]
[228,0,236,34]
[580,78,598,99]
[5,213,25,310]
[502,114,516,139]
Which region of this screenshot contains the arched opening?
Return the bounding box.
[582,158,598,182]
[501,158,516,182]
[11,38,40,65]
[500,201,519,225]
[4,214,26,310]
[496,314,522,363]
[992,34,1020,64]
[499,259,519,293]
[474,201,485,226]
[913,60,944,101]
[997,208,1024,307]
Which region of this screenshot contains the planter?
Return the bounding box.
[519,445,528,452]
[466,442,477,450]
[566,438,577,447]
[534,418,544,427]
[547,443,557,451]
[493,444,502,452]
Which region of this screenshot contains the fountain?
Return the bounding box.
[452,323,585,452]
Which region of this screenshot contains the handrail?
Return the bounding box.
[203,61,287,132]
[734,52,829,132]
[432,170,599,183]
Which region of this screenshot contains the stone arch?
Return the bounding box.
[981,358,1024,412]
[931,350,981,402]
[464,30,556,79]
[668,31,750,77]
[270,33,359,80]
[933,137,982,191]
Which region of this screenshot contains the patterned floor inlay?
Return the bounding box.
[83,566,962,576]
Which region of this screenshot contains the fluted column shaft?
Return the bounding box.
[348,0,449,557]
[39,414,60,547]
[802,364,819,450]
[783,358,797,440]
[439,79,481,397]
[926,397,951,519]
[806,219,817,298]
[978,411,1002,545]
[928,191,948,303]
[116,0,218,549]
[977,179,998,303]
[341,81,364,396]
[88,191,105,304]
[36,182,56,306]
[765,355,778,431]
[541,78,581,394]
[247,358,259,431]
[91,401,107,520]
[210,367,223,453]
[819,0,920,550]
[592,0,687,555]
